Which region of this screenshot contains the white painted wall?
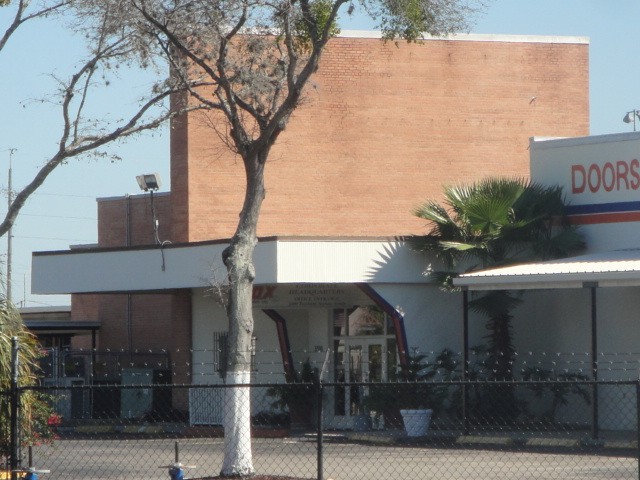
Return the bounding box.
[371,284,465,354]
[526,133,640,428]
[508,286,640,429]
[191,288,227,384]
[531,132,640,253]
[191,288,285,384]
[189,274,640,429]
[275,241,429,283]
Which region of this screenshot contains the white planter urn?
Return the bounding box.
[400,409,433,437]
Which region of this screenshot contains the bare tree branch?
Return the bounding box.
[0,1,68,53]
[0,1,207,238]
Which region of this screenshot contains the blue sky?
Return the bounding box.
[1,0,639,307]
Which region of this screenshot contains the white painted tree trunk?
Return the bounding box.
[221,370,254,477]
[219,155,264,477]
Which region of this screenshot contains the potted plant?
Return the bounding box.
[397,354,443,436]
[266,359,319,430]
[364,352,448,435]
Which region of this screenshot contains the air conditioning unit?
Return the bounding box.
[121,368,153,419]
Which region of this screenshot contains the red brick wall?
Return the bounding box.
[97,193,172,247]
[170,91,191,243]
[70,294,100,349]
[73,193,179,355]
[175,36,589,241]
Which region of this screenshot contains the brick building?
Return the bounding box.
[34,32,589,424]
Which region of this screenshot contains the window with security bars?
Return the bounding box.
[213,331,257,379]
[214,331,228,380]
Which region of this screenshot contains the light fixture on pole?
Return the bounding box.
[136,173,162,245]
[623,110,640,131]
[136,173,161,192]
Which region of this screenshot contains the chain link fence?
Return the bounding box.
[3,346,640,479]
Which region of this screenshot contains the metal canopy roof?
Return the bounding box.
[24,320,100,331]
[453,249,640,290]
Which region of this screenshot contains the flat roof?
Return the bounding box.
[24,320,100,331]
[338,30,589,44]
[530,131,640,150]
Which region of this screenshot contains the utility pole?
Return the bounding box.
[7,148,14,302]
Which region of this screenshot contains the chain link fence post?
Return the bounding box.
[9,336,19,480]
[636,381,640,480]
[316,377,323,480]
[316,348,331,480]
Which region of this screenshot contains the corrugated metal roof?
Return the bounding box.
[454,249,640,290]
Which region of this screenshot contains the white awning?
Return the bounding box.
[453,249,640,290]
[32,237,430,294]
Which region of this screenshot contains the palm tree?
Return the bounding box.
[410,178,585,383]
[0,298,54,464]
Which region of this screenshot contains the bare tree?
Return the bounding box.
[78,0,486,476]
[0,0,202,239]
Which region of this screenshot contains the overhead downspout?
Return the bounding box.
[126,195,133,362]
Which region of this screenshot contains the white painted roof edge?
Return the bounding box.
[338,30,589,44]
[530,131,640,150]
[453,249,640,290]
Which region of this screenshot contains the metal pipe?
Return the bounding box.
[636,381,640,480]
[590,286,599,439]
[10,337,19,480]
[462,289,469,435]
[316,379,323,480]
[7,152,12,302]
[126,194,133,362]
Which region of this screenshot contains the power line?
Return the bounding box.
[13,235,95,242]
[33,192,97,199]
[21,213,96,221]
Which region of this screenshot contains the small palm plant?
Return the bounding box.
[0,298,55,464]
[410,178,584,418]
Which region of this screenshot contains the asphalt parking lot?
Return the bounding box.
[28,436,638,480]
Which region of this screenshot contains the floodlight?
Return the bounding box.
[136,173,162,191]
[623,110,640,131]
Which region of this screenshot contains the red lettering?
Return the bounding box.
[631,159,640,190]
[572,159,640,193]
[616,160,630,190]
[588,164,601,193]
[252,285,277,300]
[571,165,586,193]
[252,286,264,300]
[602,162,615,192]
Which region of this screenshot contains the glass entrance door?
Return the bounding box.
[333,339,391,426]
[331,305,398,429]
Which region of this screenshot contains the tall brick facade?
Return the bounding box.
[77,33,589,377]
[171,35,589,242]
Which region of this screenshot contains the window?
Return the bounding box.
[333,306,394,337]
[213,331,257,379]
[214,331,228,379]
